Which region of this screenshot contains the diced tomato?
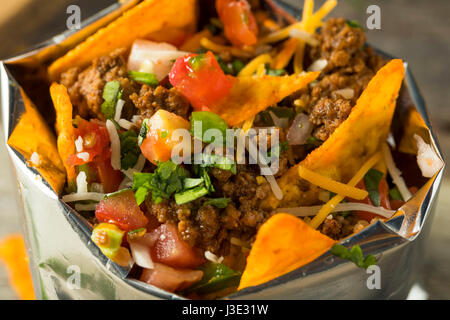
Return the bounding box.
[352,177,391,222]
[95,190,148,232]
[169,52,235,111]
[388,186,419,211]
[140,110,191,164]
[140,263,203,293]
[149,223,205,269]
[67,119,110,166]
[216,0,258,47]
[95,159,123,193]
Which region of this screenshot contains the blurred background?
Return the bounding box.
[0,0,448,299]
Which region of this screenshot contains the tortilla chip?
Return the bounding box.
[50,83,76,185]
[211,72,320,126]
[238,214,335,290]
[48,0,197,81]
[398,107,428,155]
[7,89,66,193]
[262,59,405,209]
[0,235,35,300]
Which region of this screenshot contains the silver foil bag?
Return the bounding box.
[0,0,445,299]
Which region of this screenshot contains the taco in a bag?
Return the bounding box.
[42,0,430,298]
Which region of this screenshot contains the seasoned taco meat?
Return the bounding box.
[60,48,139,120]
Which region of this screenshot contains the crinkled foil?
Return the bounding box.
[0,0,445,300]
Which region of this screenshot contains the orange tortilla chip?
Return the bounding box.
[0,235,35,300]
[7,89,66,193]
[50,83,76,185]
[211,72,320,126]
[239,214,335,290]
[48,0,197,80]
[398,107,429,155]
[262,59,405,209]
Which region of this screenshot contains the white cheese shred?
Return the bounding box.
[76,152,90,162]
[414,134,444,178]
[76,171,88,194]
[106,120,121,170]
[75,136,84,152]
[114,99,126,122]
[118,119,134,130]
[382,142,412,201]
[62,192,105,203]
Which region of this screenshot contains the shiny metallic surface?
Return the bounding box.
[0,0,445,300]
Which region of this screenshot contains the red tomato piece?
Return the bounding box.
[216,0,258,47]
[95,190,148,232]
[149,223,205,269]
[352,177,391,222]
[140,263,203,293]
[95,159,123,193]
[169,51,234,111]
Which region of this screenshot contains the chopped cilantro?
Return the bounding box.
[189,54,207,71]
[183,178,204,189]
[232,59,245,74]
[138,119,149,146]
[199,153,237,174]
[132,161,190,205]
[190,111,228,145]
[160,131,168,139]
[364,169,384,206]
[306,136,323,147]
[128,71,159,87]
[389,187,403,201]
[331,244,377,269]
[346,20,365,31]
[101,81,122,120]
[185,262,241,294]
[266,65,286,76]
[119,130,140,170]
[204,198,231,209]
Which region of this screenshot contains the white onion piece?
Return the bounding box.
[269,111,290,129]
[276,202,396,219]
[133,154,146,172]
[76,171,88,194]
[381,143,412,201]
[414,134,444,178]
[62,192,105,202]
[204,251,224,264]
[333,88,354,99]
[128,39,188,81]
[77,152,90,162]
[114,99,125,122]
[106,120,121,170]
[75,203,97,211]
[118,119,133,130]
[129,234,155,269]
[307,59,328,72]
[289,28,319,46]
[287,113,312,145]
[90,183,104,194]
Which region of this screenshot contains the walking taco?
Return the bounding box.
[4,0,444,299]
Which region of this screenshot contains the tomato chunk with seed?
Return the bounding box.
[140,110,190,164]
[149,223,205,269]
[216,0,258,47]
[140,263,203,293]
[169,52,234,111]
[95,190,148,232]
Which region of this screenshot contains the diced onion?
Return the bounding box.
[75,136,84,152]
[381,142,412,201]
[106,120,121,170]
[74,203,97,211]
[230,237,250,248]
[62,192,105,202]
[204,251,224,264]
[118,119,134,130]
[289,28,319,46]
[269,111,290,129]
[333,88,354,99]
[76,171,88,194]
[307,59,327,72]
[276,202,396,219]
[131,115,141,124]
[114,99,125,122]
[287,113,312,145]
[77,152,90,162]
[414,134,444,178]
[129,236,154,269]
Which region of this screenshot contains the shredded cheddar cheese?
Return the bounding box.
[308,152,381,229]
[200,37,253,58]
[238,53,272,77]
[272,38,299,70]
[298,166,368,200]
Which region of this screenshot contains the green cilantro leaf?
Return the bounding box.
[364,169,384,207]
[119,130,140,170]
[346,20,366,31]
[389,187,403,201]
[128,71,159,87]
[101,81,122,119]
[199,153,236,174]
[190,111,228,145]
[174,186,209,205]
[331,244,377,269]
[138,118,149,146]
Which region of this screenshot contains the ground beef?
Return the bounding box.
[320,214,359,240]
[292,18,385,141]
[60,48,139,120]
[130,85,190,119]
